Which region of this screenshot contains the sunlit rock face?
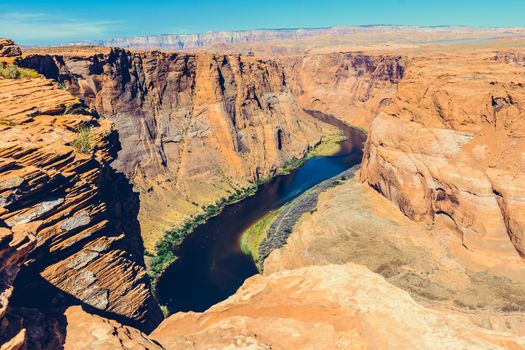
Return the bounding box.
[0,41,162,344]
[361,50,525,260]
[151,264,524,350]
[282,52,405,130]
[21,47,330,250]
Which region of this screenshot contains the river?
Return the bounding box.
[155,110,366,314]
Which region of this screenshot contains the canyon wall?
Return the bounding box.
[64,26,525,54]
[282,52,405,129]
[0,226,34,349]
[20,47,331,250]
[360,50,525,261]
[0,42,162,349]
[67,28,336,50]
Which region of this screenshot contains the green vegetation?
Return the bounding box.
[240,207,285,262]
[309,134,346,157]
[277,133,346,175]
[0,63,40,79]
[159,305,170,317]
[71,126,94,153]
[62,105,72,116]
[150,129,350,278]
[278,155,306,174]
[150,184,260,277]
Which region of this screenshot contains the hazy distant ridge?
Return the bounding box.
[64,25,525,51]
[62,25,457,50]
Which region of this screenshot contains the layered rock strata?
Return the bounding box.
[0,39,22,64]
[360,50,525,260]
[152,263,524,350]
[283,52,405,129]
[61,306,163,350]
[0,73,162,335]
[20,48,330,249]
[65,26,525,53]
[0,229,35,350]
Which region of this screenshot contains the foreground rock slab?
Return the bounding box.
[151,264,523,350]
[265,178,525,335]
[62,306,163,350]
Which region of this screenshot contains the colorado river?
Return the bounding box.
[155,110,366,314]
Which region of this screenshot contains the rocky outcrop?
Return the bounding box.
[0,39,21,64]
[20,48,330,249]
[0,229,35,350]
[283,52,405,129]
[0,75,162,335]
[61,306,163,350]
[151,264,524,349]
[360,50,525,260]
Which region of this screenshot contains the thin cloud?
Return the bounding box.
[0,12,123,45]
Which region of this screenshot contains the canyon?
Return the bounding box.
[65,26,525,55]
[1,30,525,349]
[19,46,341,251]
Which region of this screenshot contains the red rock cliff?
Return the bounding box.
[283,52,405,129]
[361,50,525,261]
[21,47,331,249]
[0,42,162,346]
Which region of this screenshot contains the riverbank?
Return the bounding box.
[241,165,360,270]
[240,205,286,262]
[152,109,366,314]
[149,128,346,278]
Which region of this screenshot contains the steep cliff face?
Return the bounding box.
[68,28,336,50]
[0,45,162,344]
[360,50,525,261]
[283,52,405,129]
[20,47,329,250]
[0,229,35,349]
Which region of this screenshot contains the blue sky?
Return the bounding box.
[1,0,525,45]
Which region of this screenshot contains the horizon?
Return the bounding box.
[50,24,525,47]
[2,0,525,45]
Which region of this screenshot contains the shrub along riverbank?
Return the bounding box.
[251,166,360,271]
[149,132,346,278]
[149,183,261,276]
[240,206,286,263]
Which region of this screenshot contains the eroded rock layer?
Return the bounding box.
[0,75,162,335]
[152,264,524,350]
[360,50,525,260]
[0,39,21,63]
[20,48,331,249]
[283,52,405,129]
[0,229,35,349]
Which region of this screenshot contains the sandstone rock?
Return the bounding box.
[0,39,21,63]
[62,306,163,350]
[0,329,26,350]
[0,229,34,350]
[0,75,162,331]
[20,48,332,250]
[152,264,524,350]
[283,52,405,130]
[264,178,525,335]
[360,50,525,260]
